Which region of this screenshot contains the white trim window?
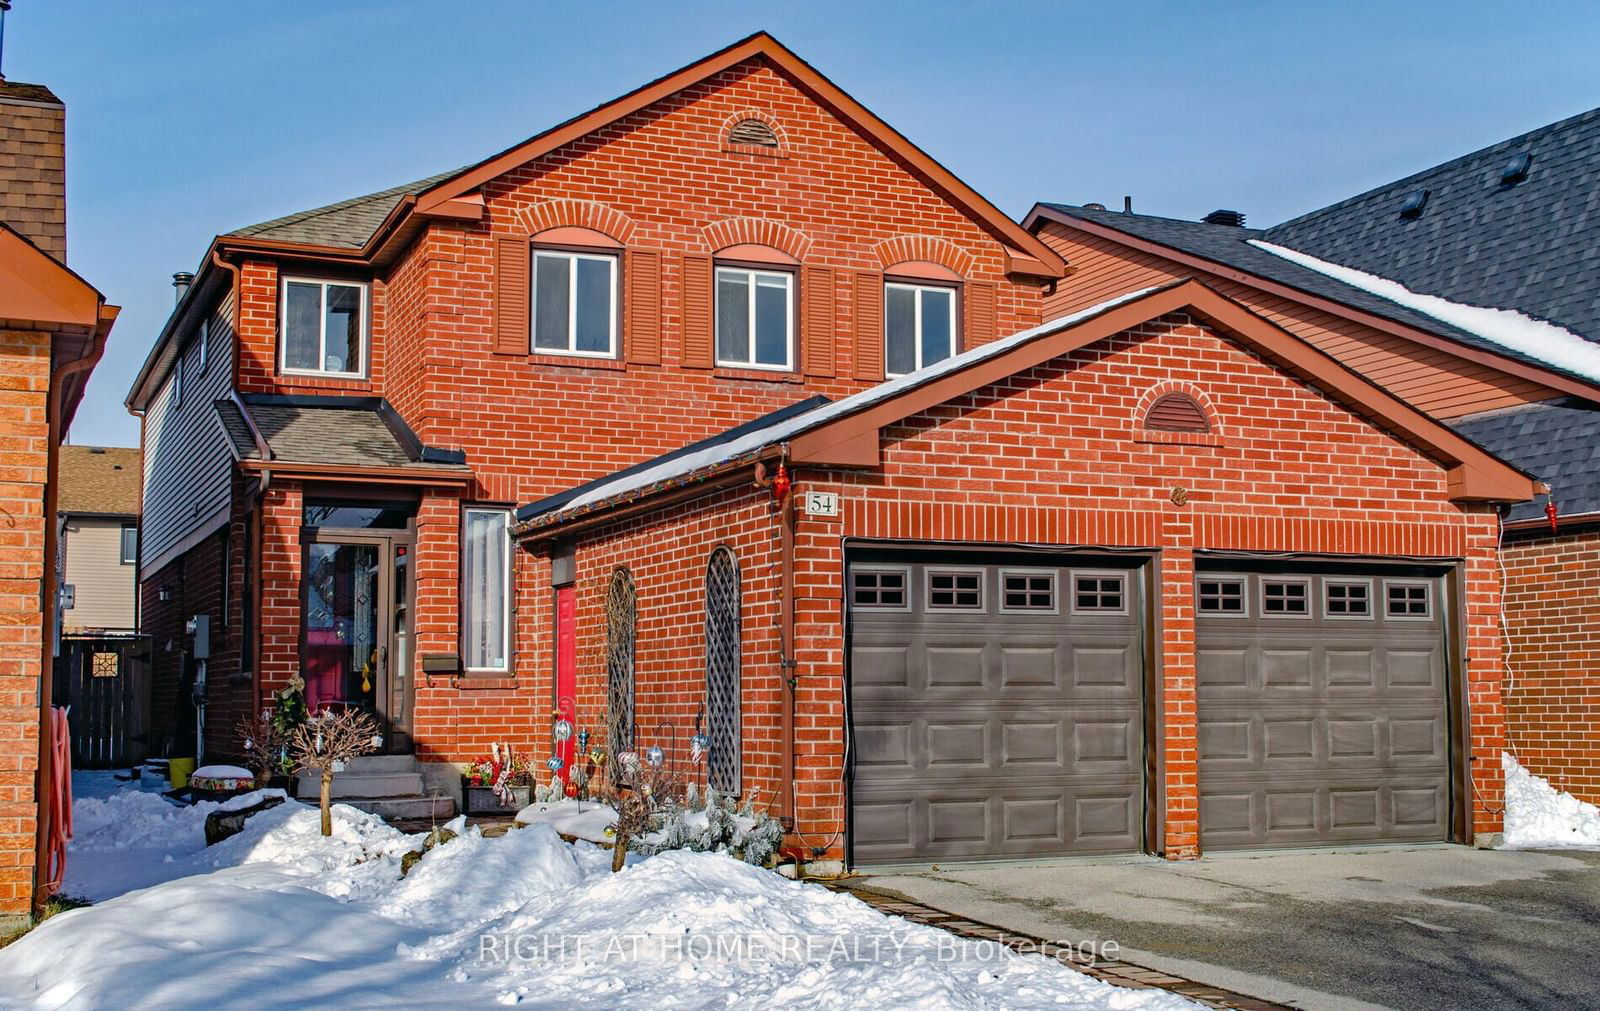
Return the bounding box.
[532,249,618,356]
[119,524,138,566]
[192,317,208,376]
[281,278,368,377]
[716,266,793,370]
[462,507,512,672]
[885,282,956,375]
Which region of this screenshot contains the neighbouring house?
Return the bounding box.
[129,32,1540,864]
[58,445,141,636]
[0,77,118,927]
[1023,105,1600,806]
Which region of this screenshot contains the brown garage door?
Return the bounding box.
[1196,569,1450,849]
[848,557,1145,864]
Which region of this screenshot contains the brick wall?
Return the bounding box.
[1502,524,1600,802]
[0,89,66,262]
[0,325,51,924]
[140,521,232,758]
[547,315,1507,861]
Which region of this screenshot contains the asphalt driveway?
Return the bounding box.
[848,846,1600,1010]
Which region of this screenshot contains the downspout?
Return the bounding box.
[34,320,109,918]
[778,471,796,834]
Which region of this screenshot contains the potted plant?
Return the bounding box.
[463,743,532,815]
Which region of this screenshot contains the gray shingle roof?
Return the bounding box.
[226,168,463,249]
[1452,399,1600,521]
[1039,203,1584,381]
[214,399,261,460]
[225,395,468,471]
[1264,107,1600,339]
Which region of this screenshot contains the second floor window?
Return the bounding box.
[533,249,617,356]
[716,266,792,370]
[282,278,367,377]
[120,525,138,565]
[885,282,956,376]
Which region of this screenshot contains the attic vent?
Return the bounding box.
[1145,393,1210,433]
[1202,209,1246,227]
[1500,151,1533,185]
[1398,189,1430,220]
[727,118,779,149]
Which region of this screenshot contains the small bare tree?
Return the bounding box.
[289,708,380,836]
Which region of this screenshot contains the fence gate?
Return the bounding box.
[53,636,152,769]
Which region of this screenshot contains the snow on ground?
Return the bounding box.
[1502,752,1600,849]
[514,799,618,844]
[4,779,1201,1010]
[1248,240,1600,383]
[63,771,220,900]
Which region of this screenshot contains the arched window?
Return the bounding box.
[1144,393,1211,433]
[704,546,742,795]
[604,568,636,756]
[727,118,779,149]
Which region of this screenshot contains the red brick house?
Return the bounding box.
[0,79,118,927]
[129,33,1544,862]
[1022,105,1600,806]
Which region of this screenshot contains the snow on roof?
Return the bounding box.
[1249,239,1600,385]
[530,285,1166,525]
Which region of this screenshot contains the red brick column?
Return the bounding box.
[1464,509,1508,837]
[257,481,303,701]
[1158,546,1200,859]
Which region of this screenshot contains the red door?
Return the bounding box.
[554,585,576,782]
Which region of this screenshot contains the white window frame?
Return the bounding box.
[714,265,794,371]
[119,524,138,566]
[195,317,209,375]
[1323,578,1375,621]
[1069,569,1129,616]
[462,507,513,673]
[169,358,182,411]
[1382,579,1434,621]
[279,277,369,378]
[530,249,619,358]
[1260,577,1313,619]
[1000,567,1059,614]
[884,281,959,377]
[848,565,912,612]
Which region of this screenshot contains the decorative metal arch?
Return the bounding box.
[704,546,742,795]
[604,568,637,756]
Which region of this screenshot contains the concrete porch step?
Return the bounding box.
[301,771,424,799]
[336,794,456,821]
[341,754,422,774]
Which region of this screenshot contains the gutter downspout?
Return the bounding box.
[778,472,796,835]
[34,318,110,918]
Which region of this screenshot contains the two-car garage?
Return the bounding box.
[846,550,1458,865]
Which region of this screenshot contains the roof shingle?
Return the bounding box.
[57,446,141,516]
[1451,399,1600,522]
[226,168,462,249]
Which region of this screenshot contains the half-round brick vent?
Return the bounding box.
[727,118,780,148]
[1145,393,1210,433]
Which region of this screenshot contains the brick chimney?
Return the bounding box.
[0,79,66,262]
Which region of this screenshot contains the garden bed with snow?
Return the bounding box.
[0,777,1199,1009]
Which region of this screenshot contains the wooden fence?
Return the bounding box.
[53,636,152,769]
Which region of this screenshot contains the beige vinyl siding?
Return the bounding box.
[61,516,137,632]
[141,291,235,573]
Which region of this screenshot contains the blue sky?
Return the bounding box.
[12,0,1600,447]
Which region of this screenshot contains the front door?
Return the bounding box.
[301,532,415,752]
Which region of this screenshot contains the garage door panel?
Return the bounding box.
[1198,570,1450,849]
[850,559,1144,863]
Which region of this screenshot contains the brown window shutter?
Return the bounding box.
[625,249,661,365]
[853,270,883,382]
[681,252,714,369]
[802,266,835,378]
[964,280,996,347]
[493,236,529,355]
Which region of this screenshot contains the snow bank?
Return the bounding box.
[69,790,217,852]
[515,799,618,844]
[5,793,1201,1010]
[1502,752,1600,849]
[1248,240,1600,383]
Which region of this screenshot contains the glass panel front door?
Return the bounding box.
[304,542,383,715]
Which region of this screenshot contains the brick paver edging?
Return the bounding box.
[826,881,1289,1011]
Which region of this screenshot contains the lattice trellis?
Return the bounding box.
[605,568,637,756]
[704,547,742,795]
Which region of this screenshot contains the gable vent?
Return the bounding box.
[1202,209,1246,227]
[1500,151,1533,185]
[1146,393,1210,433]
[728,118,779,148]
[1398,189,1430,220]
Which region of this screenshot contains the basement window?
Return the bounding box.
[282,278,367,377]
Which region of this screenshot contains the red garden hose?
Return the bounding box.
[41,707,72,895]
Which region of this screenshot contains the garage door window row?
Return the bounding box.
[1199,576,1433,621]
[850,566,1128,616]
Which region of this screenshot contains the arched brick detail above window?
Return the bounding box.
[702,217,812,261]
[720,109,789,157]
[873,235,976,278]
[513,199,637,244]
[1135,382,1221,438]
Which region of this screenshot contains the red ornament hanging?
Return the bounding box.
[770,461,791,504]
[1546,498,1559,533]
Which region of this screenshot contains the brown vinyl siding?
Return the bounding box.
[140,291,236,573]
[1036,223,1561,420]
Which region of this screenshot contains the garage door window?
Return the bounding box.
[1385,581,1432,619]
[1072,573,1126,613]
[927,570,983,610]
[1325,580,1372,618]
[852,568,909,609]
[1198,578,1246,616]
[705,547,742,795]
[1262,579,1310,616]
[1002,571,1056,611]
